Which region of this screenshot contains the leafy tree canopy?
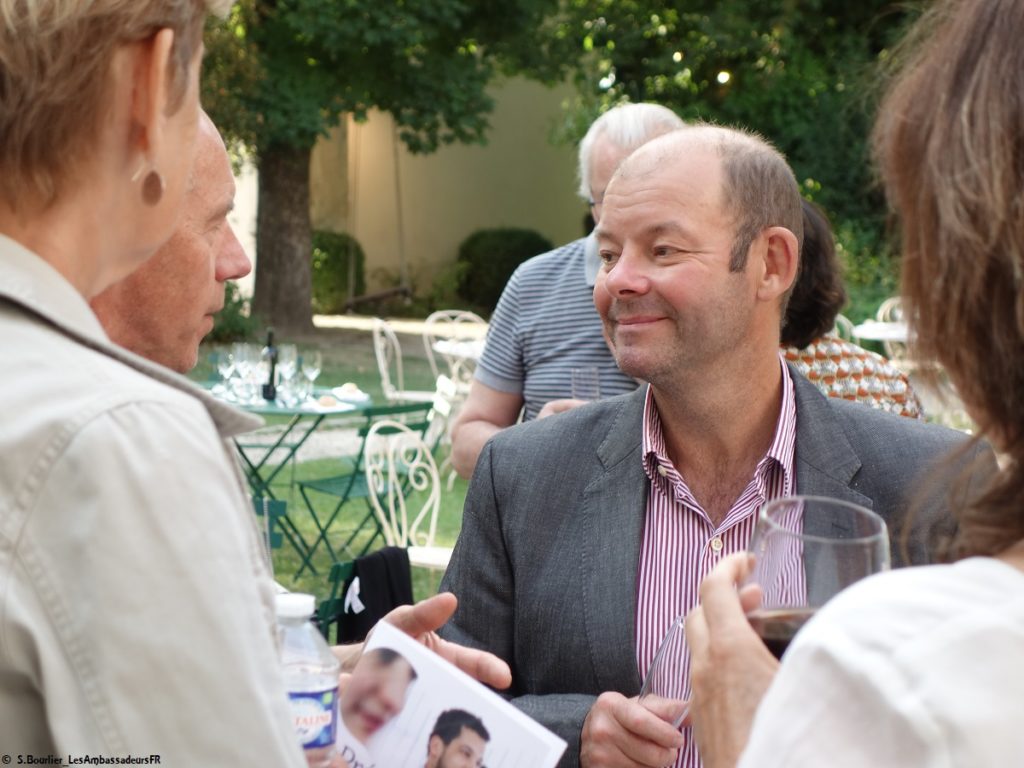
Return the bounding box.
[546,0,918,318]
[201,0,574,330]
[556,1,913,220]
[203,0,569,156]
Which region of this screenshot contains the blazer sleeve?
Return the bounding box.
[439,440,595,766]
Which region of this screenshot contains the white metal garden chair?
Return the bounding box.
[422,309,487,393]
[372,317,436,403]
[363,419,452,571]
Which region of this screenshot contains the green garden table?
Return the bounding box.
[206,385,374,568]
[226,391,371,500]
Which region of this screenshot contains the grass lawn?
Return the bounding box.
[195,324,468,605]
[260,454,468,604]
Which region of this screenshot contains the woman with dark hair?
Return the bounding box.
[783,199,923,419]
[684,0,1024,765]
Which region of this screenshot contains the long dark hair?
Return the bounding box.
[873,0,1024,558]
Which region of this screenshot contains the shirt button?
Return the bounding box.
[657,465,668,477]
[710,537,724,552]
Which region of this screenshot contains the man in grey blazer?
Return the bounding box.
[439,126,984,768]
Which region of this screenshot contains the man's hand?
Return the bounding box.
[381,592,513,690]
[684,553,780,768]
[580,692,684,767]
[536,398,589,419]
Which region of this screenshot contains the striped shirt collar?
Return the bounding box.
[634,353,798,768]
[641,353,797,518]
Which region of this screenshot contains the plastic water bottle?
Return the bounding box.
[276,593,340,767]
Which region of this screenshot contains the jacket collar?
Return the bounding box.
[0,235,261,438]
[790,366,871,509]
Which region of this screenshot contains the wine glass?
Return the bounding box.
[231,342,258,403]
[301,349,323,386]
[570,366,601,400]
[744,495,891,659]
[638,495,891,730]
[638,615,690,729]
[277,343,298,382]
[213,346,235,398]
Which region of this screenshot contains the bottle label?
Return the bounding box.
[288,686,338,749]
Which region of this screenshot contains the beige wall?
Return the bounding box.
[308,77,584,296]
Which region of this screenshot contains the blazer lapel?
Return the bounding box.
[791,370,878,603]
[580,387,649,695]
[792,369,872,509]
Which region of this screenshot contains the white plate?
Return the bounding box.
[330,386,371,403]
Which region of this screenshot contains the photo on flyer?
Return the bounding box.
[336,621,566,768]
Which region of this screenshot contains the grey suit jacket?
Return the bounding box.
[439,371,987,766]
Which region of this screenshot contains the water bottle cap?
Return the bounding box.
[275,592,315,619]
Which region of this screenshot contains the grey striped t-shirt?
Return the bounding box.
[475,234,640,420]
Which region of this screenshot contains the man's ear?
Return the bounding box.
[128,28,177,162]
[427,734,444,763]
[754,226,799,303]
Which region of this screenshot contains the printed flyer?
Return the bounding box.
[336,622,566,768]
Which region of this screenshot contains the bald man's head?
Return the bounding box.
[613,125,803,271]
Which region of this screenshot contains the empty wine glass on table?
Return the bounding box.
[745,495,891,659]
[231,342,259,404]
[301,349,322,387]
[213,346,235,399]
[277,343,298,384]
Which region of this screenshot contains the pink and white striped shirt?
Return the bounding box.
[635,354,798,768]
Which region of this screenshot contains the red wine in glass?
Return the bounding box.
[747,607,817,660]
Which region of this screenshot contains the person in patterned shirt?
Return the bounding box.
[781,200,923,419]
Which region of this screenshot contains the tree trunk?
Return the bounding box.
[253,142,314,333]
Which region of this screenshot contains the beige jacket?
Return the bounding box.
[0,236,305,766]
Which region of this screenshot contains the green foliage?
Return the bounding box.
[553,0,919,307]
[833,217,899,323]
[456,228,554,312]
[427,260,472,311]
[203,0,570,157]
[209,282,263,343]
[311,230,367,314]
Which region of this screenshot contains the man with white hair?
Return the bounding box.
[450,103,686,478]
[92,114,513,766]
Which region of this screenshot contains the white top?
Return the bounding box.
[739,557,1024,767]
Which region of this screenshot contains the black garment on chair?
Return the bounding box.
[337,546,414,644]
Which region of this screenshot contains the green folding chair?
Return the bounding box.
[295,401,436,576]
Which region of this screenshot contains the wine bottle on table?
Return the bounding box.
[261,327,278,401]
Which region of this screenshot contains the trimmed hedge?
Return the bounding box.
[311,230,367,314]
[455,228,554,312]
